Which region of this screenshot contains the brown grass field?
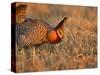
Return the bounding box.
[15,2,97,72]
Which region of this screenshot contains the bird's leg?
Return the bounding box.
[32,47,36,60]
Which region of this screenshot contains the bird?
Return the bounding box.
[16,17,68,48]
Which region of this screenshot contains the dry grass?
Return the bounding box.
[15,3,97,72]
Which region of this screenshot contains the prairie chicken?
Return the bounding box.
[17,17,68,48]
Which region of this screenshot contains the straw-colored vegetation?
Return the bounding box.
[16,3,97,72]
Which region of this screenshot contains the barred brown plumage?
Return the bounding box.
[17,17,68,48]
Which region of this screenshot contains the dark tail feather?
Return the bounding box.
[16,4,27,12]
[55,17,68,29]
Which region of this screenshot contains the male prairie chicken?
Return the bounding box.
[17,17,68,48]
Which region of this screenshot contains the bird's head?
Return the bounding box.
[47,17,68,44]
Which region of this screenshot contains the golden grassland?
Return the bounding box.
[15,3,97,72]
